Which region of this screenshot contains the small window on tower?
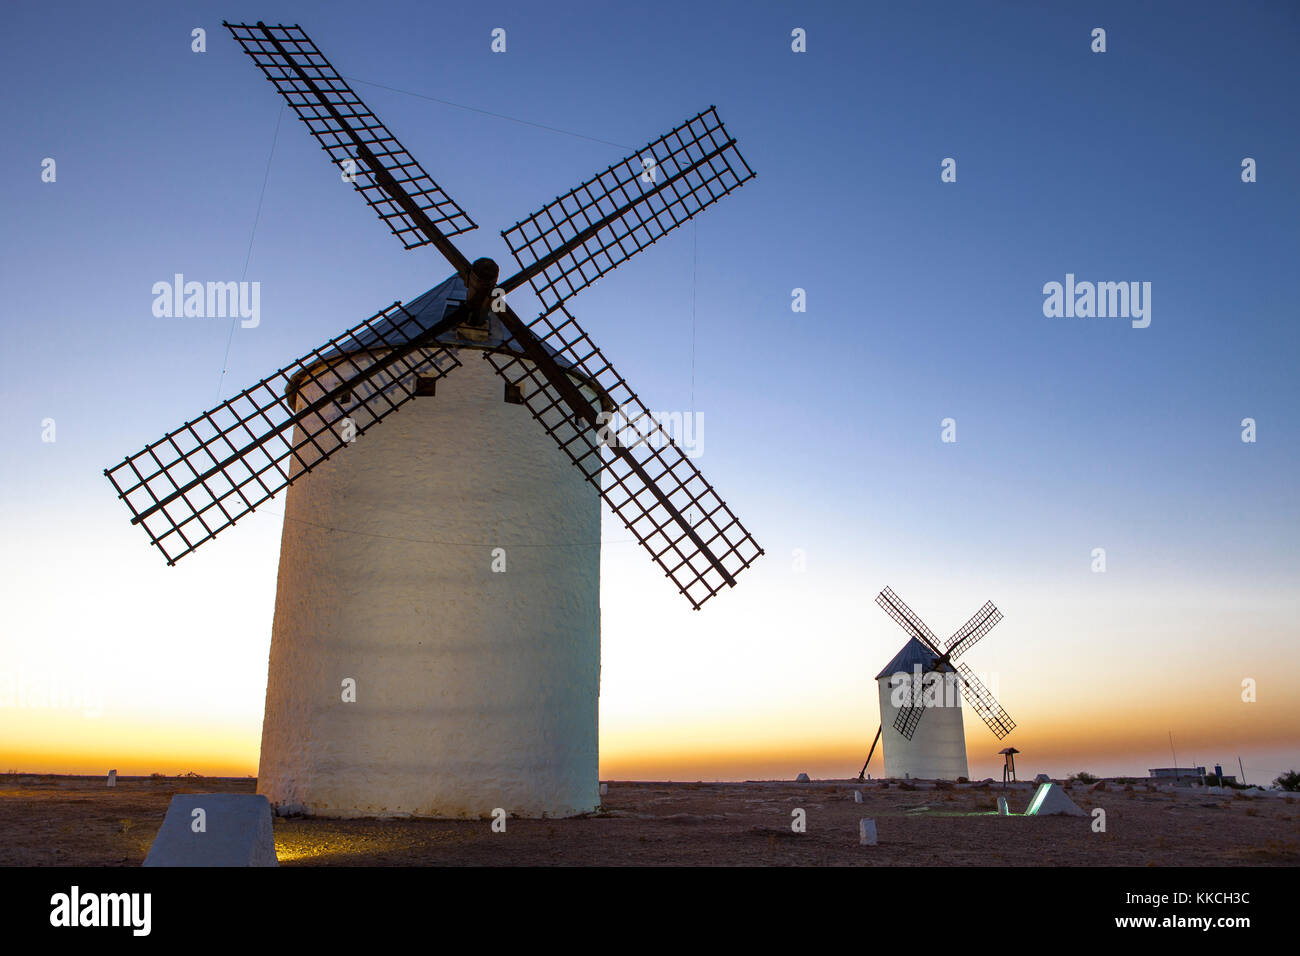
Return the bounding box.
[414,376,438,397]
[504,383,524,405]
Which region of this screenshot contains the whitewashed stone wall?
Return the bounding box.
[258,348,601,818]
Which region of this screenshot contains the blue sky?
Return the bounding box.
[2,1,1296,782]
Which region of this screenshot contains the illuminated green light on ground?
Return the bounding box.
[1025,783,1050,815]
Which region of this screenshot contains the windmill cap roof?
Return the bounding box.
[349,273,542,354]
[287,274,601,399]
[875,636,955,680]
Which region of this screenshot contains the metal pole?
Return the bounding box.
[857,725,883,781]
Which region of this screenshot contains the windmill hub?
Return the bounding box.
[464,257,499,312]
[457,257,499,338]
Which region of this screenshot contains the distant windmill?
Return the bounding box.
[105,21,762,818]
[858,587,1015,781]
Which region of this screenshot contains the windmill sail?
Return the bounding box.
[875,587,943,654]
[945,601,1003,660]
[893,699,927,739]
[224,21,477,250]
[956,662,1016,739]
[104,300,467,564]
[501,107,754,311]
[485,303,762,610]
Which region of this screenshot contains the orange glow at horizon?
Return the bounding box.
[4,526,1296,787]
[6,688,1296,784]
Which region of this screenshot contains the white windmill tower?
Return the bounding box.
[259,277,606,818]
[105,21,763,819]
[858,587,1016,781]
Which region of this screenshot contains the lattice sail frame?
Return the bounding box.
[105,303,462,564]
[893,699,927,739]
[875,587,943,653]
[945,601,1003,659]
[503,107,755,314]
[484,304,763,609]
[956,662,1016,739]
[224,21,477,248]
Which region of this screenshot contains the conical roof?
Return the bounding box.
[287,274,592,399]
[348,274,528,354]
[875,636,955,680]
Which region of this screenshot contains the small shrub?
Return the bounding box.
[934,780,954,791]
[1274,770,1300,792]
[956,776,969,784]
[1069,771,1099,785]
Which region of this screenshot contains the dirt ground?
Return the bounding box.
[2,774,1296,866]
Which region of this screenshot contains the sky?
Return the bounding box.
[1,0,1297,786]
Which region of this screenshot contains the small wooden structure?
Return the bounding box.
[999,746,1020,786]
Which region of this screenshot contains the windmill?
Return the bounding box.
[104,21,763,818]
[857,586,1015,781]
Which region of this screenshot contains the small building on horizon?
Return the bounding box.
[1148,766,1206,781]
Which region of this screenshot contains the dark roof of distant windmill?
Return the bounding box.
[875,636,956,680]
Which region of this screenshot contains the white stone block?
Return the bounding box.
[143,794,278,867]
[858,818,877,845]
[997,795,1009,815]
[599,783,608,796]
[107,770,116,788]
[853,790,863,803]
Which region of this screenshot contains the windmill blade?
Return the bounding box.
[945,601,1003,660]
[956,662,1016,740]
[224,21,476,263]
[889,662,943,741]
[875,587,943,655]
[893,699,927,740]
[105,299,474,564]
[500,106,754,313]
[483,302,762,610]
